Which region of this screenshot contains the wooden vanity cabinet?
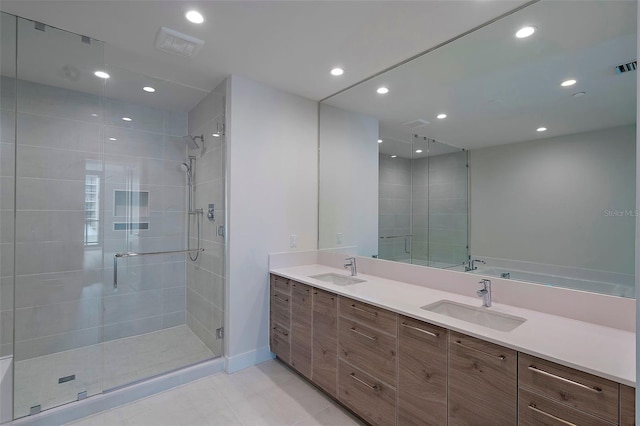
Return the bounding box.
[311,288,338,397]
[448,331,517,425]
[620,384,636,426]
[397,315,447,426]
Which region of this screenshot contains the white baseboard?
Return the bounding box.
[225,346,275,373]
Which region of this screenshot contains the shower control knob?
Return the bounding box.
[208,204,215,220]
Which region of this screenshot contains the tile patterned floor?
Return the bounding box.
[67,360,366,426]
[15,326,215,418]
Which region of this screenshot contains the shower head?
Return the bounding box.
[180,162,190,173]
[183,134,204,150]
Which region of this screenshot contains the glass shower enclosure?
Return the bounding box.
[378,134,468,268]
[1,13,226,420]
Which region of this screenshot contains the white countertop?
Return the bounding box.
[271,264,636,387]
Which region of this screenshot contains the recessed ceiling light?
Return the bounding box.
[573,91,586,98]
[185,10,204,24]
[377,87,389,95]
[390,155,397,158]
[515,26,536,39]
[108,137,117,141]
[437,113,447,119]
[122,117,132,122]
[561,79,577,87]
[94,70,110,79]
[143,86,156,93]
[415,149,423,153]
[212,133,220,137]
[330,68,344,76]
[91,113,98,117]
[537,127,547,132]
[378,139,383,143]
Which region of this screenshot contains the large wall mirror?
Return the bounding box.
[318,0,636,298]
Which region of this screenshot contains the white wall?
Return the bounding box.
[318,104,378,257]
[226,75,318,371]
[471,125,636,275]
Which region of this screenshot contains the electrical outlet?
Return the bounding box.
[336,233,343,245]
[290,234,297,248]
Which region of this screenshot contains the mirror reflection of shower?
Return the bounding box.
[181,135,205,261]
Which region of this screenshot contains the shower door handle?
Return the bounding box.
[113,248,205,289]
[404,235,411,254]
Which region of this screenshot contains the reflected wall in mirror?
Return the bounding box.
[318,0,636,298]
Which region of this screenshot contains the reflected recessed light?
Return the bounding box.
[573,91,586,98]
[330,68,344,76]
[122,117,132,122]
[537,127,547,132]
[212,133,220,137]
[143,86,156,93]
[108,137,117,141]
[185,10,204,24]
[91,113,98,117]
[415,149,423,153]
[561,79,576,87]
[437,113,447,119]
[390,155,397,158]
[377,87,389,95]
[94,70,110,79]
[378,139,383,143]
[515,26,536,38]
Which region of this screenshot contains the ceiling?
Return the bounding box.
[322,1,637,155]
[0,0,532,111]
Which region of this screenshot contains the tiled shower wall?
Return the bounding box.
[185,80,226,356]
[378,151,468,266]
[0,76,189,359]
[378,154,411,262]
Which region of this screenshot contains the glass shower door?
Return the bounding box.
[12,16,106,418]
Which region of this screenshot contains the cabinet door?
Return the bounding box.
[312,288,338,397]
[620,384,636,426]
[270,276,291,364]
[448,331,517,426]
[290,281,312,378]
[398,316,447,426]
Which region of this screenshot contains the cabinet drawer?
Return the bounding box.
[448,331,517,425]
[398,315,447,426]
[270,274,291,294]
[620,384,636,426]
[519,388,615,426]
[270,299,290,330]
[270,324,290,364]
[338,360,396,426]
[339,297,397,335]
[338,317,397,386]
[312,288,338,397]
[519,354,619,424]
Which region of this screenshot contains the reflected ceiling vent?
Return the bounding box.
[402,118,430,129]
[154,27,204,58]
[615,60,636,74]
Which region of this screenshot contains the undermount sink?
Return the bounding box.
[421,300,526,332]
[308,273,366,286]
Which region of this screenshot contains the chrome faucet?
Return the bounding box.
[477,279,492,307]
[344,257,357,276]
[465,258,486,272]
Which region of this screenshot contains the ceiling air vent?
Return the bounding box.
[154,27,204,58]
[615,60,636,74]
[402,118,430,129]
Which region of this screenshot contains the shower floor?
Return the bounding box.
[14,325,216,419]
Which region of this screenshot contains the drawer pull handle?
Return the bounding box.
[401,322,439,338]
[453,340,506,361]
[272,326,288,336]
[350,327,377,341]
[350,373,378,391]
[528,403,577,426]
[350,304,377,317]
[274,294,289,302]
[527,366,602,393]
